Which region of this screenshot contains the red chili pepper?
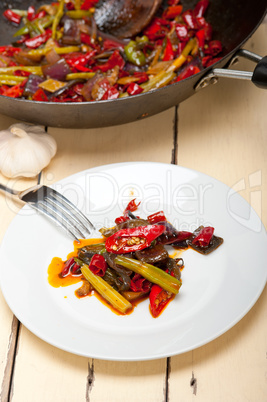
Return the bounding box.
[176,65,200,81]
[115,215,129,225]
[105,224,166,254]
[163,5,183,19]
[27,6,36,21]
[3,9,22,25]
[208,40,222,56]
[25,30,52,49]
[88,254,107,277]
[97,49,125,72]
[144,18,169,41]
[124,198,140,214]
[61,257,75,277]
[80,33,91,45]
[192,226,214,247]
[81,0,99,10]
[147,211,167,224]
[194,0,209,18]
[32,88,49,102]
[168,0,180,5]
[163,37,175,61]
[182,10,199,30]
[132,72,149,84]
[34,10,46,20]
[130,274,151,292]
[102,85,120,100]
[149,284,172,318]
[127,82,143,96]
[196,29,205,48]
[203,22,213,41]
[103,38,125,52]
[175,23,188,41]
[66,1,75,10]
[2,81,26,98]
[65,50,96,70]
[14,70,31,77]
[0,46,21,57]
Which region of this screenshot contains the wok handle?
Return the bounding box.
[195,49,267,90]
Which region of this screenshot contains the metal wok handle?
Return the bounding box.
[195,49,267,91]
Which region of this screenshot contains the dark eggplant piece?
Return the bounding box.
[77,243,105,264]
[156,221,192,245]
[99,218,149,237]
[103,252,132,291]
[156,257,182,281]
[135,244,169,264]
[188,226,224,255]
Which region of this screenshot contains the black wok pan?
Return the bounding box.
[0,0,266,128]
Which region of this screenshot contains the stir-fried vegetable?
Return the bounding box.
[48,199,223,317]
[1,0,223,102]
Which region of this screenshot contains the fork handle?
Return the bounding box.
[0,183,19,196]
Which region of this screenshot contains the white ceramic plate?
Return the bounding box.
[0,162,266,361]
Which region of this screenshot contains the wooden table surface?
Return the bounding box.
[0,23,266,402]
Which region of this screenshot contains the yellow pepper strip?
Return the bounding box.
[0,76,26,86]
[28,46,80,57]
[66,10,92,19]
[74,0,81,10]
[39,79,66,92]
[0,66,43,75]
[52,0,65,39]
[66,72,95,80]
[140,70,176,93]
[80,265,133,314]
[167,38,197,73]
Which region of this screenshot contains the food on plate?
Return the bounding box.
[1,0,222,102]
[48,199,223,317]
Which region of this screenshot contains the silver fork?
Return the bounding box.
[0,183,95,241]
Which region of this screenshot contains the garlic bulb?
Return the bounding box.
[0,123,57,178]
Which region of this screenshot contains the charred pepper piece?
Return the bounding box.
[105,224,165,254]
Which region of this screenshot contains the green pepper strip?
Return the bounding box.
[124,41,146,67]
[66,72,95,80]
[114,256,182,294]
[13,15,54,37]
[0,76,26,86]
[52,0,65,40]
[79,264,133,314]
[66,10,92,19]
[28,46,80,57]
[141,38,197,92]
[0,66,43,75]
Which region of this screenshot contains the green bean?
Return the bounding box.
[52,0,65,39]
[114,256,181,294]
[13,15,54,37]
[80,264,133,314]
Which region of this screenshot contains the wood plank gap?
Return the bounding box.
[0,317,20,402]
[164,357,171,402]
[171,105,179,165]
[85,360,95,402]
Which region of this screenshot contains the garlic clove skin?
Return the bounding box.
[0,123,57,178]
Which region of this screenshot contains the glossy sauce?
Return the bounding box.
[47,238,182,317]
